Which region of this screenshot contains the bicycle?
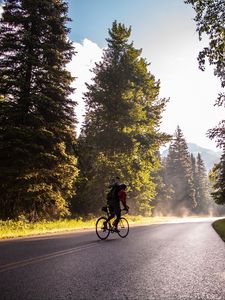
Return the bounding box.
[96,206,129,240]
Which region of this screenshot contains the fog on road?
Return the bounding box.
[1,218,225,299]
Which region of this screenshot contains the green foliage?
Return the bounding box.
[154,133,216,216]
[207,109,225,207]
[185,0,225,209]
[74,21,170,215]
[209,153,225,205]
[0,0,78,220]
[185,0,225,105]
[194,153,212,213]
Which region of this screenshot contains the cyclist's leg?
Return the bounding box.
[113,207,121,229]
[104,205,115,226]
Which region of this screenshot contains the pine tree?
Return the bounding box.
[190,153,199,208]
[74,21,169,215]
[165,126,196,215]
[209,153,225,206]
[152,156,174,216]
[195,153,211,214]
[0,0,78,220]
[208,125,225,206]
[190,154,197,186]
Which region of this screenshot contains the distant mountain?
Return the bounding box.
[162,142,222,172]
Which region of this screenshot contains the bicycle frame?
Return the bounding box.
[103,207,128,233]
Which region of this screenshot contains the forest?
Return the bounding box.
[0,0,224,221]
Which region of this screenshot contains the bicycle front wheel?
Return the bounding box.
[96,216,110,240]
[117,217,129,238]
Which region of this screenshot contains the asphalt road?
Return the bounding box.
[1,218,225,300]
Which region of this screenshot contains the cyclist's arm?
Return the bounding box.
[118,190,128,210]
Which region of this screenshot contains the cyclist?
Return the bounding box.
[104,182,129,232]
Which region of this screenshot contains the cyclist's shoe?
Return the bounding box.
[114,228,120,233]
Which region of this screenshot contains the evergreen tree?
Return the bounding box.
[208,125,225,206]
[190,153,198,208]
[195,153,211,214]
[0,0,78,220]
[165,126,196,215]
[151,156,174,216]
[190,154,197,187]
[74,21,169,215]
[209,153,225,206]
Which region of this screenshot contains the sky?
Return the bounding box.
[66,0,224,151]
[0,1,223,151]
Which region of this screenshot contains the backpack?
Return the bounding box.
[106,184,122,205]
[106,186,116,204]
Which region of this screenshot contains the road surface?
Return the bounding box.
[1,218,225,299]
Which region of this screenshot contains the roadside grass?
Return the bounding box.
[0,218,96,240]
[0,215,178,239]
[212,218,225,242]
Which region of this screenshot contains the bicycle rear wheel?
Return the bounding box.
[117,217,129,238]
[96,216,110,240]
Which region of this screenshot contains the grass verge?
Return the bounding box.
[0,219,95,240]
[0,215,178,240]
[212,218,225,242]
